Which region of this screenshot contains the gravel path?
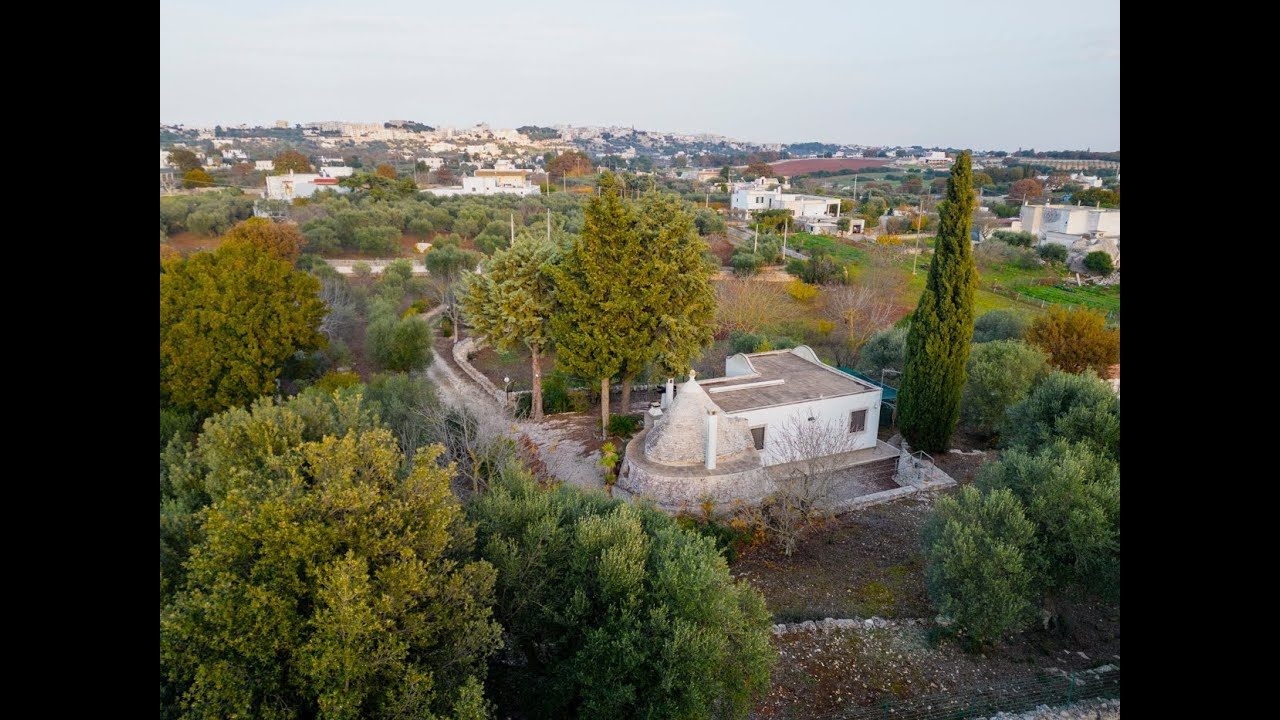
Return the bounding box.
[425,333,603,491]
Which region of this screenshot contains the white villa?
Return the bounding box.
[264,170,351,201]
[619,347,901,511]
[422,166,541,197]
[1013,202,1121,268]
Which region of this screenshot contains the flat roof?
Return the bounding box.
[699,350,876,413]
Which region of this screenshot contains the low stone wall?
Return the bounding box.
[620,428,773,512]
[452,337,504,404]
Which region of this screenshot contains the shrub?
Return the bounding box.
[855,326,908,379]
[961,340,1050,435]
[515,373,577,417]
[1002,370,1119,460]
[366,315,433,372]
[729,330,764,355]
[351,261,372,278]
[1083,251,1114,274]
[606,414,642,437]
[976,440,1121,603]
[990,230,1037,248]
[922,486,1038,648]
[731,250,763,277]
[439,315,454,337]
[1026,306,1120,375]
[1037,243,1067,263]
[467,470,776,718]
[973,309,1030,343]
[786,279,819,303]
[311,369,361,393]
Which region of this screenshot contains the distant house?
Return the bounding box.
[254,160,274,172]
[417,157,444,170]
[731,184,842,220]
[160,166,177,193]
[1014,203,1121,268]
[319,165,355,178]
[421,167,541,197]
[619,347,900,511]
[264,171,350,201]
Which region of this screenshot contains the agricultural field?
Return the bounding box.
[789,232,868,264]
[1018,283,1120,318]
[767,158,891,175]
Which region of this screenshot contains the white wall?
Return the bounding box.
[727,392,881,466]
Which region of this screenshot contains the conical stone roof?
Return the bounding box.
[644,376,755,465]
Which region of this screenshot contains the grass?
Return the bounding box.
[1018,283,1121,316]
[789,232,868,264]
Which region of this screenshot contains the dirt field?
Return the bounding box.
[767,158,891,175]
[166,231,224,257]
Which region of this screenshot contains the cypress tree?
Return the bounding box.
[897,152,979,452]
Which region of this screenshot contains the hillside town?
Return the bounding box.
[161,3,1119,719]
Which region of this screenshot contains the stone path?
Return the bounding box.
[425,330,603,491]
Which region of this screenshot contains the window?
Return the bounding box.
[750,426,766,450]
[849,409,867,434]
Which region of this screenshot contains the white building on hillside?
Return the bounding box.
[254,160,275,172]
[731,183,841,221]
[1014,203,1121,268]
[417,157,444,170]
[619,347,899,512]
[421,167,541,197]
[265,172,350,201]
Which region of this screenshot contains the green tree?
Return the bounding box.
[989,230,1036,248]
[855,325,908,381]
[972,309,1030,343]
[1002,370,1120,461]
[921,486,1038,647]
[160,392,501,719]
[460,235,560,420]
[1083,251,1114,274]
[425,244,482,338]
[182,169,214,189]
[976,440,1121,604]
[221,217,305,263]
[961,340,1050,435]
[1025,306,1120,375]
[1071,187,1120,208]
[366,310,433,372]
[160,243,327,414]
[169,148,203,173]
[273,149,313,174]
[897,151,979,452]
[550,173,634,436]
[468,468,775,719]
[615,192,717,412]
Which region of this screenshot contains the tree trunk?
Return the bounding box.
[600,377,610,440]
[530,345,543,422]
[620,372,636,416]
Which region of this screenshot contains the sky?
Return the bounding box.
[160,0,1119,151]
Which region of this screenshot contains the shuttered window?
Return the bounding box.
[751,426,766,450]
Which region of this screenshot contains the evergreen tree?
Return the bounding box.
[461,234,561,420]
[550,173,635,437]
[615,192,716,412]
[897,151,979,452]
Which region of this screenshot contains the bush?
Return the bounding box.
[1002,370,1120,460]
[922,486,1038,648]
[786,279,819,303]
[467,469,776,718]
[961,340,1050,435]
[731,250,763,277]
[439,315,454,337]
[972,309,1031,343]
[607,413,642,437]
[855,326,908,379]
[311,369,361,393]
[975,240,1039,271]
[1026,306,1120,375]
[367,315,433,372]
[515,373,578,417]
[729,331,764,355]
[1037,243,1067,263]
[990,230,1037,248]
[976,440,1121,603]
[1083,251,1114,274]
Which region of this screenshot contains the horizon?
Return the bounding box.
[160,0,1119,151]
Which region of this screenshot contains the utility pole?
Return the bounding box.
[754,222,759,254]
[911,197,924,276]
[783,217,789,257]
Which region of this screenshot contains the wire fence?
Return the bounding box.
[816,667,1120,720]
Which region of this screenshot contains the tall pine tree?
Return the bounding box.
[897,151,979,452]
[550,173,637,437]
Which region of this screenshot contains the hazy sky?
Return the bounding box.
[160,0,1119,150]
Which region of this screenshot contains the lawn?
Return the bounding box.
[789,233,867,265]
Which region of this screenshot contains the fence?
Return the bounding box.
[817,667,1120,720]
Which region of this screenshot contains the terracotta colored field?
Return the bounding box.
[767,158,891,175]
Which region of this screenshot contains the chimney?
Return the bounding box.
[661,377,674,409]
[645,402,662,431]
[705,410,718,470]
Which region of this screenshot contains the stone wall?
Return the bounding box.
[452,337,504,404]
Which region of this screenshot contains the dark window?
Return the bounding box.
[751,426,766,450]
[849,409,867,433]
